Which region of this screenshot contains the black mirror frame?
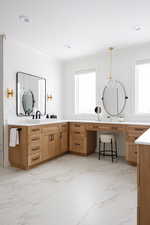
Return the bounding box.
[16,72,46,116]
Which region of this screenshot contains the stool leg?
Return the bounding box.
[111,139,114,162]
[99,140,101,160]
[115,140,118,159]
[103,143,105,156]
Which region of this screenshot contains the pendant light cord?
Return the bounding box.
[109,47,113,80]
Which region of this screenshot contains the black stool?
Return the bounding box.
[98,134,118,162]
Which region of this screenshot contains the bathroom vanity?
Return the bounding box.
[9,122,69,169]
[9,120,150,169]
[135,129,150,225]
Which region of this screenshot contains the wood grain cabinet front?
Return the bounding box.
[138,144,150,225]
[69,123,87,155]
[126,126,149,165]
[9,123,69,170]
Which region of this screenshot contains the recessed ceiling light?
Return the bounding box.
[135,25,142,31]
[64,44,72,49]
[19,15,30,23]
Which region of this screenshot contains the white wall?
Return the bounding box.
[0,35,4,167]
[4,37,63,122]
[3,37,63,166]
[63,42,150,122]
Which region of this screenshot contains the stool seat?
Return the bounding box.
[98,134,118,162]
[100,134,115,143]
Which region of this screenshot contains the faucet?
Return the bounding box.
[35,110,41,119]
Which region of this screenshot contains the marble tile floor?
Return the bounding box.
[0,153,137,225]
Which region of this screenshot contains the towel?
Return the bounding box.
[9,128,19,147]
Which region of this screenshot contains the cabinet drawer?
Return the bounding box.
[86,124,125,131]
[29,135,41,145]
[71,139,85,153]
[111,126,125,132]
[86,124,100,131]
[70,130,85,138]
[42,126,59,134]
[126,143,137,163]
[28,152,41,166]
[28,144,41,155]
[127,126,148,137]
[70,123,85,132]
[29,126,41,136]
[127,135,139,142]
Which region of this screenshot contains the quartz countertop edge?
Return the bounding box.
[135,128,150,145]
[8,119,150,127]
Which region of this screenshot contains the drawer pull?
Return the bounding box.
[49,135,52,141]
[49,134,54,141]
[74,132,80,134]
[32,137,40,141]
[32,156,40,161]
[32,146,40,151]
[74,143,80,146]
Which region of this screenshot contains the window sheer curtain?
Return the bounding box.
[75,70,96,114]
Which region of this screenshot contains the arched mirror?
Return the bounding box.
[102,80,128,116]
[22,90,35,115]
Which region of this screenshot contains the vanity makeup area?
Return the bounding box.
[8,72,150,225]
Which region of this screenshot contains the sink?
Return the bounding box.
[24,119,57,124]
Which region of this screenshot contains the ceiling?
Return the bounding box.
[0,0,150,60]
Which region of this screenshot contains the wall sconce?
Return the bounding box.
[7,88,14,98]
[47,94,53,102]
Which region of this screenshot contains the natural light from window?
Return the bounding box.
[75,70,96,114]
[135,62,150,114]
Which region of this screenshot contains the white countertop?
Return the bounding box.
[8,120,68,126]
[135,128,150,145]
[8,119,150,127]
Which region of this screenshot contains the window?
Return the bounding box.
[75,70,96,114]
[135,61,150,114]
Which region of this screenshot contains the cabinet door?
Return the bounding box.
[60,131,68,153]
[138,145,150,225]
[42,132,60,160]
[42,134,51,161]
[52,132,60,157]
[126,142,137,164]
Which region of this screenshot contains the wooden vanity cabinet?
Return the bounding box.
[69,122,96,155]
[126,126,148,165]
[9,126,29,169]
[60,123,69,154]
[69,123,87,155]
[9,123,69,169]
[137,144,150,225]
[42,126,60,161]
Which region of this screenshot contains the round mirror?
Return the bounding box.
[102,80,128,116]
[22,90,35,115]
